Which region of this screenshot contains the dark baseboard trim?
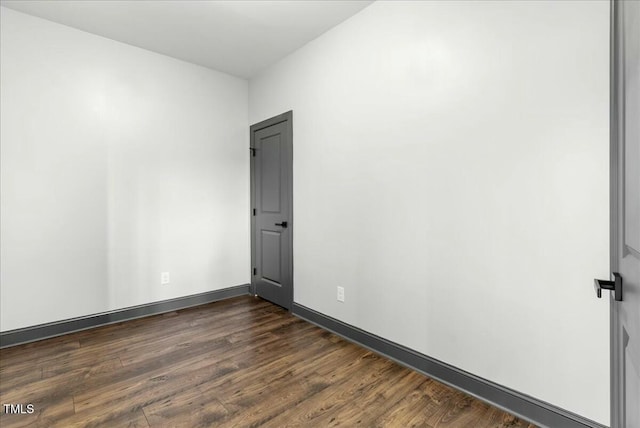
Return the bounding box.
[292,303,607,428]
[0,284,250,349]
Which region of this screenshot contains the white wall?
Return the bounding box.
[250,1,610,424]
[0,7,249,331]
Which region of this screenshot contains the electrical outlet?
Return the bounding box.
[161,272,170,285]
[337,286,345,302]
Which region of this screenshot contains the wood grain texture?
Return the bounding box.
[0,296,537,427]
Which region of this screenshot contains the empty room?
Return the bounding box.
[0,0,638,427]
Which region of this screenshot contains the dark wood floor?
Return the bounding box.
[0,296,536,427]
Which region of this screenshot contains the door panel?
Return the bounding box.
[624,0,640,254]
[261,230,282,284]
[625,331,640,428]
[251,112,293,310]
[259,133,282,214]
[612,1,640,427]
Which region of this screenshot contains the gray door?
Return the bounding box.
[250,111,293,310]
[610,1,640,427]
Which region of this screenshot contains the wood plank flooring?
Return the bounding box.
[0,296,536,427]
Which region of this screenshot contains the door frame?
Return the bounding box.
[250,111,294,309]
[610,0,622,426]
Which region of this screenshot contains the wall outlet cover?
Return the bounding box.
[161,272,170,285]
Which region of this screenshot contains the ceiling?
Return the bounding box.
[0,0,373,79]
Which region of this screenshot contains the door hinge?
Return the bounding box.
[252,208,256,216]
[249,148,256,157]
[253,267,257,275]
